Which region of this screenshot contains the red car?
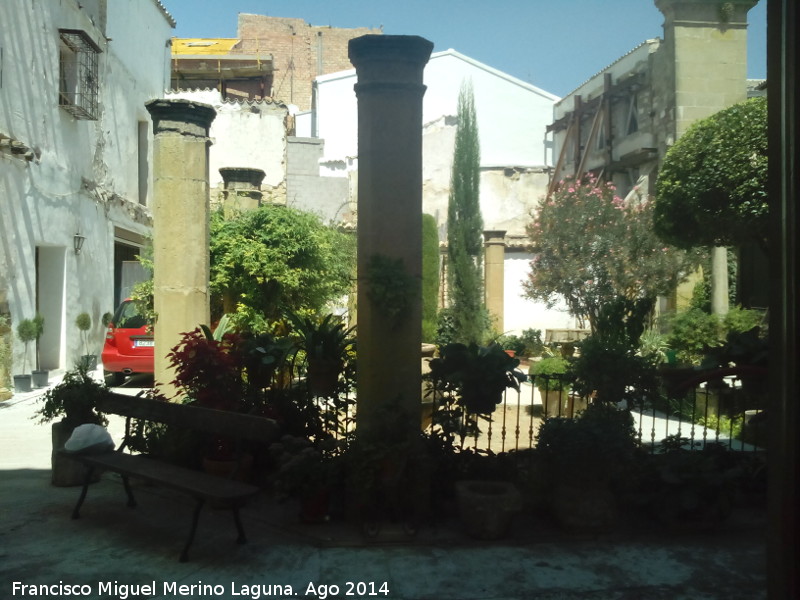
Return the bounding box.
[101,299,154,385]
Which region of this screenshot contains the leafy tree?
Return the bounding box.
[654,97,768,250]
[421,213,440,343]
[446,80,485,344]
[524,175,699,332]
[209,205,355,330]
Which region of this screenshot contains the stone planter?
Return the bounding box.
[455,480,522,540]
[13,374,32,394]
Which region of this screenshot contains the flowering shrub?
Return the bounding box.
[524,176,699,332]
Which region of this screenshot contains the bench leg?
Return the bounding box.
[71,466,96,519]
[121,475,137,508]
[180,498,205,562]
[232,507,247,544]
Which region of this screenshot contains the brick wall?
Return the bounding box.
[236,14,381,111]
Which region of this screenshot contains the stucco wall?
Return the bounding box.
[0,0,171,377]
[165,89,289,203]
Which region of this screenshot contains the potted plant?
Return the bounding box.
[31,313,49,388]
[75,312,97,371]
[287,312,355,397]
[14,318,37,393]
[535,402,639,532]
[429,342,526,416]
[35,366,110,486]
[529,355,572,418]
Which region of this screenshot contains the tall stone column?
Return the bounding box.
[349,35,433,443]
[145,99,216,396]
[484,230,506,333]
[219,167,266,215]
[656,0,757,315]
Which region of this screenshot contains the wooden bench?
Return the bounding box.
[61,392,279,561]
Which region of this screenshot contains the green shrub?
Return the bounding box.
[665,308,722,366]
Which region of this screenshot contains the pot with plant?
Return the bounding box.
[429,342,526,417]
[287,312,355,398]
[35,366,110,486]
[529,355,572,418]
[14,318,37,393]
[31,313,49,388]
[75,312,97,371]
[535,402,639,532]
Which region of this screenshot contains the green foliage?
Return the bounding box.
[130,238,156,327]
[664,308,723,365]
[429,342,526,415]
[16,318,37,374]
[570,298,660,405]
[210,205,355,328]
[421,213,440,343]
[723,306,766,334]
[535,403,638,481]
[519,328,545,357]
[35,366,109,427]
[525,175,699,332]
[365,253,418,328]
[286,312,355,363]
[655,97,768,250]
[529,356,569,378]
[74,312,92,356]
[447,80,486,345]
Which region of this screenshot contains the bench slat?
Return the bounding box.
[97,393,278,442]
[65,451,259,502]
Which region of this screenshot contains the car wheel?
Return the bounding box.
[104,370,126,387]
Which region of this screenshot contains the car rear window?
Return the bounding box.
[115,301,147,329]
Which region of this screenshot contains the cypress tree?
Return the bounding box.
[421,213,440,342]
[446,81,485,344]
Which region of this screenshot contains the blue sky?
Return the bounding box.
[164,0,767,98]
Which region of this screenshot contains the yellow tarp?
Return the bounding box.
[172,38,239,55]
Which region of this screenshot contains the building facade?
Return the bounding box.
[546,0,762,310]
[0,0,173,388]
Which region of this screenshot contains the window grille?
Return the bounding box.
[58,29,101,120]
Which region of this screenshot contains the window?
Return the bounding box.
[58,29,101,120]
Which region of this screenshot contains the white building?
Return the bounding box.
[0,0,174,384]
[297,49,576,335]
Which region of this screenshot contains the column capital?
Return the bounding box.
[349,35,433,89]
[145,98,216,137]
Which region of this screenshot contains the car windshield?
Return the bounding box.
[115,301,147,329]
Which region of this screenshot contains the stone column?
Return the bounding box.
[145,99,216,397]
[349,35,433,442]
[656,0,757,316]
[484,230,506,333]
[219,167,266,215]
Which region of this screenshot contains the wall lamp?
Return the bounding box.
[73,233,86,255]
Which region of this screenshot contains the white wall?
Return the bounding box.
[315,49,559,168]
[0,0,172,375]
[165,89,289,191]
[503,253,577,336]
